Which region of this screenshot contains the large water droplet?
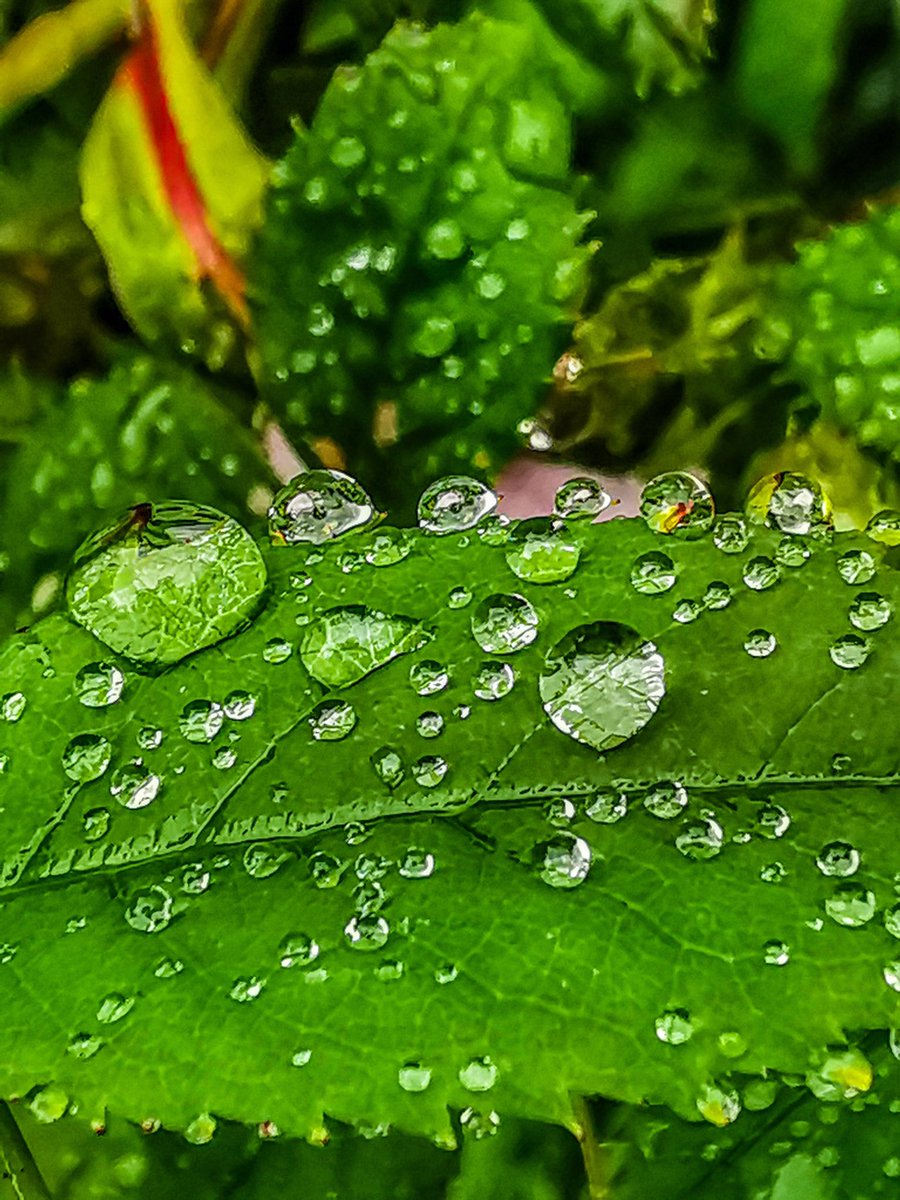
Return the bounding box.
[554,477,610,521]
[505,519,580,584]
[67,502,267,666]
[630,552,677,595]
[417,476,496,534]
[640,473,714,538]
[62,734,111,782]
[829,633,870,669]
[824,882,876,927]
[268,470,375,545]
[539,622,665,752]
[746,472,832,536]
[536,833,592,888]
[471,593,539,654]
[301,605,428,688]
[848,592,892,631]
[75,662,124,708]
[124,885,173,933]
[309,699,357,741]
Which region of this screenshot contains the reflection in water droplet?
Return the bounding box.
[412,755,448,788]
[268,469,375,545]
[125,886,173,933]
[585,792,627,824]
[746,472,832,536]
[0,693,26,722]
[849,592,892,631]
[696,1083,741,1127]
[244,844,291,879]
[471,593,539,654]
[309,698,357,741]
[816,842,860,877]
[554,477,610,520]
[539,622,665,752]
[224,690,256,721]
[836,549,876,585]
[344,914,390,950]
[825,882,876,927]
[675,817,723,860]
[67,502,267,666]
[301,605,427,688]
[712,514,750,554]
[418,476,497,534]
[630,552,677,595]
[655,1009,693,1044]
[473,661,515,700]
[409,660,449,696]
[279,933,320,968]
[459,1056,498,1092]
[110,762,160,810]
[829,633,870,669]
[365,527,412,566]
[415,712,443,738]
[744,629,777,658]
[703,581,731,610]
[447,585,472,609]
[640,473,714,538]
[75,662,124,708]
[371,746,404,789]
[742,557,780,591]
[83,808,110,841]
[263,638,293,664]
[179,700,223,744]
[763,939,790,965]
[309,852,343,888]
[673,599,702,624]
[398,1062,432,1092]
[505,519,580,584]
[62,734,111,782]
[644,781,688,820]
[536,833,592,888]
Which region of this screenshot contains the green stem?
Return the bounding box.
[571,1095,613,1200]
[0,1104,52,1200]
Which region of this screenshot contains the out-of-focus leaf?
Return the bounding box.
[448,1118,581,1200]
[733,0,852,176]
[253,12,593,507]
[0,353,273,633]
[80,0,270,369]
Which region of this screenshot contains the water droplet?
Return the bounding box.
[291,1049,312,1068]
[553,477,610,520]
[536,833,592,888]
[263,637,293,664]
[829,633,870,669]
[825,882,876,927]
[763,938,790,965]
[505,519,580,584]
[774,536,810,568]
[640,473,714,538]
[644,781,688,820]
[309,852,343,888]
[409,660,449,696]
[376,960,405,982]
[459,1056,498,1092]
[848,592,892,631]
[412,755,448,788]
[213,745,237,770]
[447,585,472,609]
[673,598,702,624]
[884,904,900,939]
[435,963,458,984]
[760,861,786,883]
[68,1032,103,1060]
[415,712,443,739]
[703,581,731,610]
[67,502,267,666]
[75,662,124,708]
[230,976,266,1002]
[309,698,357,741]
[744,629,777,657]
[137,726,163,750]
[655,1009,693,1044]
[370,746,404,789]
[816,841,860,877]
[630,552,677,595]
[301,606,427,688]
[83,808,110,841]
[836,549,876,585]
[179,700,223,744]
[398,848,435,879]
[0,693,26,722]
[243,843,291,879]
[417,476,497,534]
[885,963,900,991]
[62,734,111,783]
[742,557,780,591]
[584,791,627,824]
[866,510,900,545]
[712,514,750,554]
[746,472,832,536]
[97,992,135,1024]
[539,622,665,752]
[110,762,160,810]
[697,1084,741,1126]
[473,661,515,700]
[180,863,210,895]
[268,470,375,545]
[675,816,723,860]
[224,690,256,721]
[125,885,173,933]
[398,1062,432,1092]
[544,797,576,826]
[278,933,320,968]
[344,913,390,950]
[364,527,412,566]
[460,1108,500,1139]
[470,593,539,654]
[755,803,790,839]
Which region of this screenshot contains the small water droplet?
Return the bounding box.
[584,791,627,824]
[540,622,665,752]
[763,938,790,965]
[370,746,404,789]
[884,904,900,939]
[774,536,810,568]
[83,808,110,841]
[673,598,702,624]
[415,711,443,739]
[398,1062,432,1092]
[836,549,876,585]
[744,629,777,657]
[243,843,291,879]
[181,863,210,895]
[154,957,184,979]
[344,913,390,950]
[417,476,497,534]
[703,581,732,610]
[756,802,790,839]
[697,1084,741,1126]
[640,473,714,538]
[675,816,723,860]
[268,470,375,545]
[137,726,163,750]
[309,698,357,741]
[472,661,515,700]
[447,585,472,609]
[505,519,580,584]
[470,593,539,654]
[435,963,458,984]
[97,992,135,1024]
[824,882,876,927]
[224,690,256,721]
[644,781,688,820]
[412,755,448,788]
[459,1056,498,1092]
[536,833,592,888]
[848,592,892,631]
[0,693,26,722]
[630,552,677,595]
[75,662,124,708]
[829,633,870,669]
[460,1108,500,1139]
[364,527,412,566]
[179,700,223,744]
[263,638,293,664]
[816,842,860,877]
[68,1032,103,1060]
[746,472,832,536]
[742,557,780,591]
[553,477,610,520]
[398,848,435,878]
[655,1009,693,1044]
[212,745,237,770]
[544,797,576,826]
[230,976,266,1002]
[278,933,320,968]
[866,510,900,545]
[62,734,111,782]
[110,762,160,810]
[760,861,786,884]
[309,852,344,888]
[409,660,449,696]
[712,514,750,554]
[291,1049,312,1068]
[125,885,173,933]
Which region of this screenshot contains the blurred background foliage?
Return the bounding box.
[0,0,899,627]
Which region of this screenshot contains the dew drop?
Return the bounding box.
[675,816,723,860]
[301,606,428,688]
[544,797,576,826]
[460,1108,500,1139]
[268,469,375,545]
[75,662,124,708]
[744,629,777,658]
[243,843,291,879]
[344,913,390,950]
[181,863,210,895]
[212,746,237,770]
[755,802,790,839]
[655,1009,693,1045]
[459,1056,498,1092]
[816,842,860,877]
[866,510,900,545]
[760,861,786,883]
[137,726,163,750]
[712,514,750,554]
[824,882,876,927]
[472,661,515,700]
[309,698,357,741]
[505,519,580,584]
[278,933,320,968]
[553,477,610,520]
[584,791,627,824]
[291,1049,312,1068]
[62,734,111,783]
[539,622,665,752]
[97,993,136,1024]
[224,690,256,721]
[703,581,731,610]
[829,633,870,669]
[742,556,780,591]
[848,592,892,631]
[0,693,26,722]
[124,885,173,933]
[179,700,223,744]
[398,848,435,878]
[673,598,702,624]
[370,746,404,789]
[230,976,266,1002]
[746,472,832,536]
[763,938,790,965]
[836,549,876,585]
[263,638,293,665]
[470,593,538,654]
[417,476,497,534]
[697,1084,741,1126]
[67,503,267,666]
[640,472,714,538]
[365,527,412,566]
[398,1062,432,1092]
[83,808,110,842]
[110,762,160,810]
[185,1115,217,1145]
[447,585,472,609]
[68,1033,103,1060]
[309,852,343,888]
[630,551,677,595]
[536,833,592,888]
[644,781,688,820]
[409,660,449,696]
[412,755,448,788]
[415,711,443,739]
[884,904,900,939]
[774,536,810,568]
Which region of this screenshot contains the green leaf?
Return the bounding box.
[0,511,899,1146]
[0,353,273,633]
[759,206,900,469]
[252,13,593,507]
